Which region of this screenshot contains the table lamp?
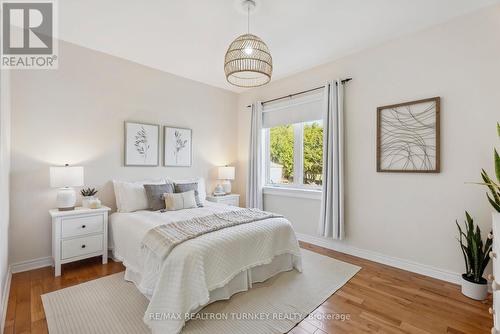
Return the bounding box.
[50,164,84,211]
[217,166,235,194]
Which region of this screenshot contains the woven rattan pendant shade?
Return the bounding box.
[224,33,273,88]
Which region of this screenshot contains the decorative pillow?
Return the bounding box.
[170,177,207,202]
[144,183,174,211]
[174,182,203,207]
[113,179,164,213]
[164,191,197,211]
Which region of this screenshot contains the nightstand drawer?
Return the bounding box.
[219,197,239,206]
[61,214,103,238]
[206,194,240,207]
[61,234,103,259]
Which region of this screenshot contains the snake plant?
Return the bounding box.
[480,123,500,212]
[456,211,492,283]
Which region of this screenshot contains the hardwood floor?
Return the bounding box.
[3,242,493,334]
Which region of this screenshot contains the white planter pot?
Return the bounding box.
[82,196,94,208]
[461,274,488,300]
[82,196,101,208]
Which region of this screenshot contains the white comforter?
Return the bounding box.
[110,202,302,334]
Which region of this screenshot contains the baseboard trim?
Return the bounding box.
[296,233,461,285]
[1,267,12,334]
[10,256,53,274]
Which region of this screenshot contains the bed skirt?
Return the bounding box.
[120,252,295,309]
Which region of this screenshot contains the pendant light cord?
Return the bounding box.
[247,3,250,34]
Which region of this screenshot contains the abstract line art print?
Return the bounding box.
[377,97,440,173]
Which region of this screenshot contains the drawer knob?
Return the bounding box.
[488,232,494,240]
[82,225,86,228]
[81,244,86,249]
[490,307,495,315]
[490,251,497,259]
[488,274,495,281]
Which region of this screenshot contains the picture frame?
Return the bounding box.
[377,97,440,173]
[124,121,160,166]
[164,126,192,167]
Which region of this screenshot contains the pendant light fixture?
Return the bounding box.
[224,0,272,88]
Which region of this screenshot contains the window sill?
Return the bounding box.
[262,186,322,200]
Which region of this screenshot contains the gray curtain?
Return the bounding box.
[246,102,263,209]
[318,80,344,239]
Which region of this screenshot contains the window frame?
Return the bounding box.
[264,121,323,191]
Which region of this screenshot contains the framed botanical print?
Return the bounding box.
[377,97,440,173]
[124,121,160,166]
[164,126,192,167]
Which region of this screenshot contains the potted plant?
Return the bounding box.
[456,211,492,300]
[80,187,98,208]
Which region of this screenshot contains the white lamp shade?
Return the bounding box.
[50,166,84,188]
[218,166,235,180]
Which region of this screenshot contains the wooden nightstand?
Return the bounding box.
[49,206,111,276]
[206,194,240,207]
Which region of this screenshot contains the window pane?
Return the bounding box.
[303,120,323,186]
[269,124,294,184]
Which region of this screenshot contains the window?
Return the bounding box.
[262,90,324,190]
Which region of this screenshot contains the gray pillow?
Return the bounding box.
[174,182,203,207]
[144,183,174,211]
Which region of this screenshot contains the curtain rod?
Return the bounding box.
[245,78,352,108]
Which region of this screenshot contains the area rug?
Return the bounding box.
[42,249,360,334]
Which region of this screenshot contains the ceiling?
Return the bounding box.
[56,0,499,92]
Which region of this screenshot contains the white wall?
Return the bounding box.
[9,40,238,264]
[0,69,11,325]
[237,6,500,276]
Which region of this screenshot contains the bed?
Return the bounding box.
[109,200,302,334]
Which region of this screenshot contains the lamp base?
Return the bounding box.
[57,187,76,211]
[213,184,226,196]
[222,180,232,194]
[58,207,75,211]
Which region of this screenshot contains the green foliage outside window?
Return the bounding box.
[270,125,294,182]
[269,122,323,185]
[304,122,323,185]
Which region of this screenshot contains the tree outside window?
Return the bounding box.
[269,124,294,184]
[267,120,323,188]
[303,121,323,186]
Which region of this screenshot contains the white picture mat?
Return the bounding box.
[125,122,159,166]
[164,127,192,166]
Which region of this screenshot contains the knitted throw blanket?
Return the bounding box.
[142,208,283,260]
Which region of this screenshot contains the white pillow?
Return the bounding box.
[164,190,197,211]
[113,179,164,213]
[169,177,207,202]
